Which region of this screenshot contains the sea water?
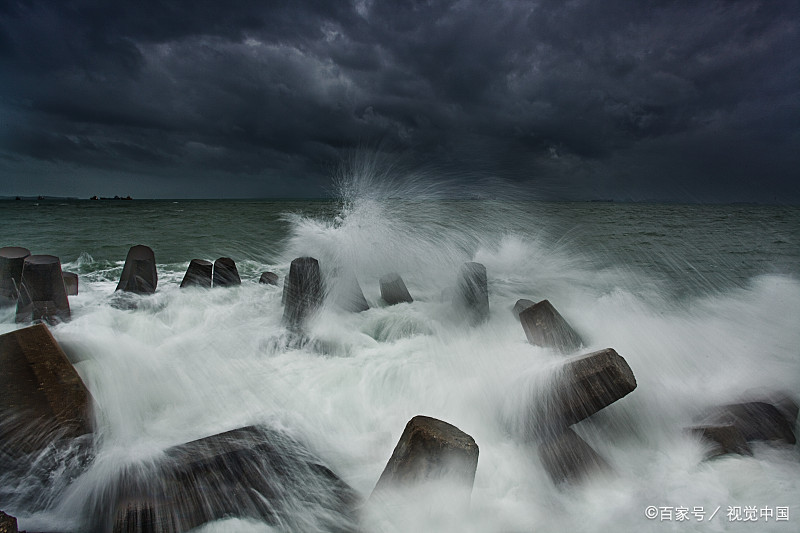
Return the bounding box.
[0,178,798,531]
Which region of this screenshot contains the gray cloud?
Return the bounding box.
[0,0,797,201]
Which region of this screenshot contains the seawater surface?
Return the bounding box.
[1,193,798,532]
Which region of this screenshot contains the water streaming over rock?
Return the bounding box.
[1,165,799,532]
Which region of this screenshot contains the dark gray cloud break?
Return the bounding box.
[1,0,798,201]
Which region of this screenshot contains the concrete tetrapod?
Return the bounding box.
[537,428,611,484]
[700,402,796,445]
[519,299,583,353]
[0,511,18,533]
[512,298,535,320]
[333,271,370,313]
[372,415,479,498]
[180,259,213,288]
[109,426,359,533]
[212,257,241,287]
[259,271,279,286]
[687,395,797,459]
[282,257,323,330]
[15,255,70,324]
[62,271,79,296]
[0,323,93,458]
[0,246,31,306]
[687,425,753,458]
[528,348,637,439]
[116,245,157,294]
[455,262,489,325]
[379,273,413,305]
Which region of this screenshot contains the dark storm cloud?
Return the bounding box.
[0,0,797,200]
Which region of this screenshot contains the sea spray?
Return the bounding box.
[0,169,798,531]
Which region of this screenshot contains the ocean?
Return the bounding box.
[1,182,799,531]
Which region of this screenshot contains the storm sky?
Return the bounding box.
[0,0,798,201]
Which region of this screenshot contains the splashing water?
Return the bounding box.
[1,160,799,532]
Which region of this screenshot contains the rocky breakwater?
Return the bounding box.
[15,255,71,324]
[687,393,798,459]
[528,348,637,484]
[107,426,360,533]
[454,262,489,325]
[379,273,413,305]
[282,257,323,332]
[179,259,213,289]
[518,299,583,354]
[370,415,479,513]
[0,323,92,456]
[0,247,31,307]
[0,324,95,524]
[116,245,158,295]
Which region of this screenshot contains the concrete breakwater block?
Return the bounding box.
[334,271,370,313]
[738,391,798,427]
[62,271,79,296]
[15,255,71,324]
[773,394,799,424]
[455,262,489,325]
[700,402,796,445]
[687,425,753,458]
[0,246,31,306]
[0,324,93,458]
[512,298,535,320]
[116,245,157,294]
[538,428,610,484]
[0,510,18,533]
[379,273,413,305]
[530,348,637,436]
[519,299,583,353]
[108,426,360,533]
[372,416,479,495]
[283,257,323,330]
[180,259,212,288]
[259,271,279,285]
[212,257,241,287]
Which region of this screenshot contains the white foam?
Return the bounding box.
[6,178,799,531]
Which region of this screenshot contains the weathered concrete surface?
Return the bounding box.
[455,262,489,325]
[108,426,360,533]
[688,425,753,458]
[740,391,799,426]
[179,259,212,289]
[538,429,610,484]
[373,416,479,494]
[62,271,79,296]
[702,402,796,445]
[512,299,535,320]
[0,246,31,306]
[774,394,799,425]
[15,255,71,324]
[116,245,157,294]
[259,271,279,286]
[212,257,241,287]
[282,257,323,330]
[379,273,413,305]
[0,510,18,533]
[519,300,583,353]
[0,324,93,457]
[530,348,637,436]
[334,271,370,313]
